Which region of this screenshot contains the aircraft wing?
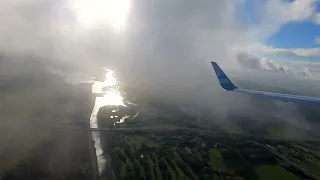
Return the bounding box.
[211,61,320,105]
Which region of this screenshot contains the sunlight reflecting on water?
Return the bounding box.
[117,115,130,124]
[98,91,125,106]
[90,69,125,175]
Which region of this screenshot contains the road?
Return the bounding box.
[89,127,217,133]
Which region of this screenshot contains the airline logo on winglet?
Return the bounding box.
[217,74,227,80]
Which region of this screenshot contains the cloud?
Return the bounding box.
[246,43,320,58]
[236,52,316,79]
[0,0,316,74]
[315,13,320,24]
[0,0,247,62]
[262,0,316,23]
[248,0,318,40]
[282,0,316,21]
[0,0,254,105]
[316,36,320,44]
[0,0,317,132]
[0,0,317,100]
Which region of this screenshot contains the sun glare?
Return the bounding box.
[70,0,131,31]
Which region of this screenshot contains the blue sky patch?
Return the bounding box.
[265,22,320,49]
[239,0,320,62]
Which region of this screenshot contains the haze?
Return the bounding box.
[1,1,320,179]
[0,0,320,126]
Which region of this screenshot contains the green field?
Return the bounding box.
[223,124,244,134]
[208,149,224,169]
[255,165,300,180]
[267,127,315,140]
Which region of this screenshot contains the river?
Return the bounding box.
[90,69,126,175]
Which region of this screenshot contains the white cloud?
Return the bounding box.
[283,0,316,21]
[316,36,320,44]
[246,43,320,57]
[315,13,320,24]
[235,52,317,79]
[0,0,252,94]
[0,0,318,84]
[262,0,315,23]
[249,0,318,40]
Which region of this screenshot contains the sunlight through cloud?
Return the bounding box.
[69,0,132,31]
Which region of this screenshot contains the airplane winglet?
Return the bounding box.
[211,62,237,91]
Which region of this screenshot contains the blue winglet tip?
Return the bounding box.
[211,61,237,91]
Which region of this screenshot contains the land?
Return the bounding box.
[2,57,320,180]
[97,93,320,180]
[0,59,96,180]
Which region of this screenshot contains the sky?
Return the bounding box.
[243,0,320,55]
[241,0,320,51]
[0,0,319,82]
[240,0,320,50]
[233,0,320,80]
